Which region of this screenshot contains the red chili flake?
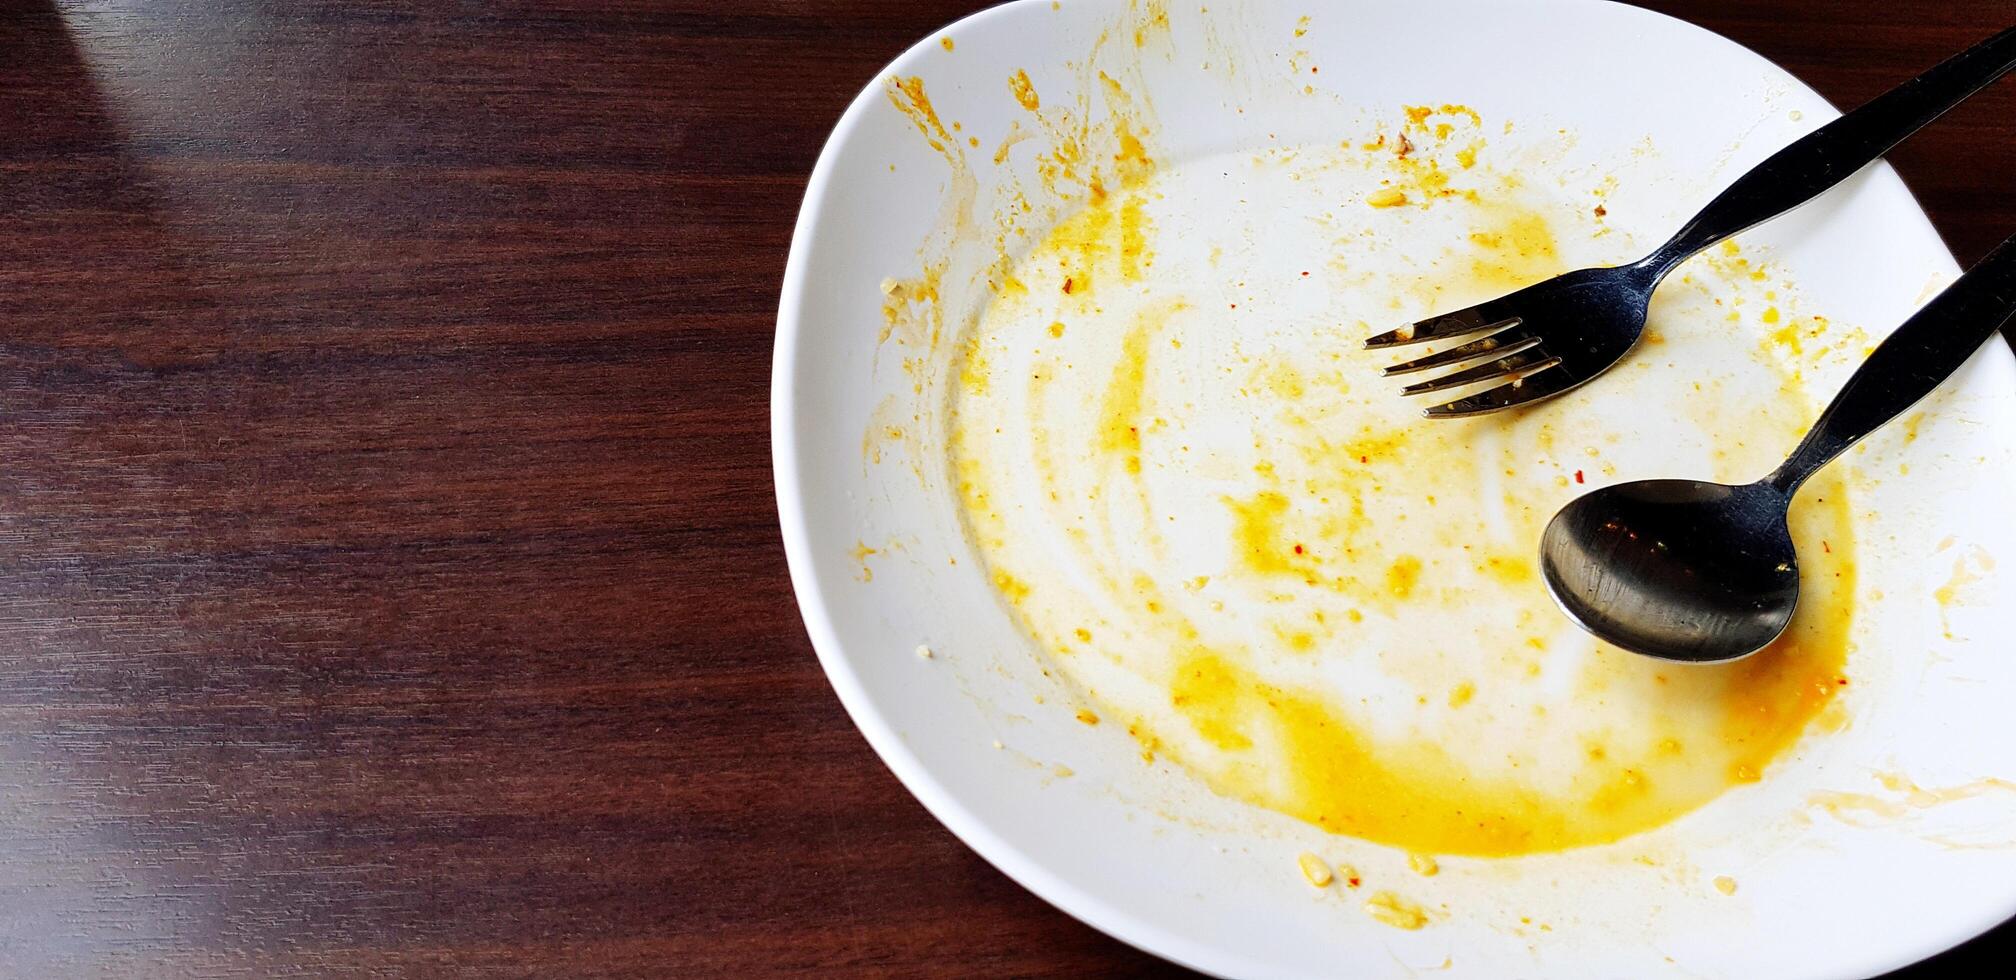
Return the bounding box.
[1358,455,1369,464]
[1347,876,1361,888]
[1822,540,1832,554]
[1229,303,1238,309]
[1293,544,1304,554]
[1836,678,1849,686]
[1300,270,1310,277]
[1574,469,1584,484]
[1062,277,1074,294]
[1594,204,1607,217]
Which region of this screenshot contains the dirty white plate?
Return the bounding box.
[773,1,2016,976]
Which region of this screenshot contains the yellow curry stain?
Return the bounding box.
[947,96,1864,860]
[1164,482,1857,857]
[1170,653,1256,751]
[1008,68,1041,111]
[1811,773,2016,826]
[992,570,1032,605]
[1375,104,1488,208]
[1102,94,1156,192]
[874,73,979,370]
[1480,555,1535,584]
[1878,771,2016,804]
[1097,302,1185,473]
[1934,546,1992,637]
[1130,0,1170,48]
[1045,184,1153,297]
[850,541,878,583]
[1384,556,1422,599]
[1465,202,1564,290]
[879,275,942,347]
[1707,475,1857,785]
[957,332,991,395]
[1120,195,1151,279]
[887,75,954,152]
[1901,411,1926,443]
[1227,491,1313,580]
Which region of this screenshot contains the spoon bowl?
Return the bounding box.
[1540,480,1798,663]
[1539,234,2016,663]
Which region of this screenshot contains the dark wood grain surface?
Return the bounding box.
[0,1,2009,975]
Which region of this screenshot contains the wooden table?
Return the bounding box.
[2,1,2009,975]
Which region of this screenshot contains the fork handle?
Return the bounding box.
[1765,235,2016,495]
[1641,24,2016,278]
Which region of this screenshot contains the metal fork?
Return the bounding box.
[1367,24,2016,418]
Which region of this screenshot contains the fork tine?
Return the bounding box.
[1421,363,1578,418]
[1399,348,1560,396]
[1381,328,1538,376]
[1363,308,1519,349]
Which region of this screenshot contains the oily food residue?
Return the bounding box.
[945,97,1858,858]
[869,25,1172,484]
[874,9,1862,862]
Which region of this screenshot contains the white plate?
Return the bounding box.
[773,1,2016,976]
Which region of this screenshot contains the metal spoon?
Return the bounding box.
[1540,235,2016,663]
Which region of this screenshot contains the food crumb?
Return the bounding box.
[1076,708,1100,726]
[915,644,934,659]
[1408,853,1440,877]
[991,739,1005,750]
[1297,851,1334,887]
[939,36,954,51]
[1366,187,1408,208]
[1053,764,1075,777]
[1713,875,1738,896]
[1365,890,1431,930]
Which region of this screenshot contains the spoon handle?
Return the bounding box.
[1640,25,2016,278]
[1767,236,2016,494]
